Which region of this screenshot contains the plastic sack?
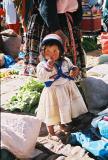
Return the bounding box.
[100,32,108,54]
[1,112,42,159]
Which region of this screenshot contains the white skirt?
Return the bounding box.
[36,80,88,126]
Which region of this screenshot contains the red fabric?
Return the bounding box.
[0,8,5,16]
[22,0,26,32]
[7,21,20,34]
[65,13,77,65]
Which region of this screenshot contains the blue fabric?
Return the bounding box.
[85,140,108,160]
[18,52,25,59]
[68,131,108,159]
[68,114,108,159]
[88,0,98,7]
[4,55,15,68]
[91,114,108,139]
[44,61,74,87]
[91,114,108,128]
[68,131,91,145]
[103,8,108,24]
[98,120,108,139]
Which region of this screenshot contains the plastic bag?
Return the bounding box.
[100,32,108,54]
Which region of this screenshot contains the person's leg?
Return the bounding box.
[61,21,86,79]
[47,125,55,135]
[73,26,87,78]
[22,14,40,76]
[23,13,39,64]
[29,38,40,65]
[47,125,60,141]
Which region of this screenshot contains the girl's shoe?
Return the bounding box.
[60,124,71,133]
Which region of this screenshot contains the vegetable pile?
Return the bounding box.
[0,70,19,78]
[6,78,44,114]
[82,36,100,52]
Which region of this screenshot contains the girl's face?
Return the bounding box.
[44,45,60,61]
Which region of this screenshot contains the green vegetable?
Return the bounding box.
[5,78,44,114]
[82,37,99,52]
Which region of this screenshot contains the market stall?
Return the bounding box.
[81,0,101,33]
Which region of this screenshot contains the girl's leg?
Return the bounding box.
[47,125,60,142]
[47,125,55,136]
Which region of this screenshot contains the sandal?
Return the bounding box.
[55,130,66,136]
[60,124,71,133]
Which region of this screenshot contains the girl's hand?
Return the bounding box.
[46,59,55,69]
[69,67,79,78]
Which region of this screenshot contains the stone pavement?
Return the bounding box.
[1,75,95,160]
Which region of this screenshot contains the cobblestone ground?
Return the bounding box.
[86,50,101,68]
[1,50,101,160]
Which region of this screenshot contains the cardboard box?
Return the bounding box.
[81,15,101,32]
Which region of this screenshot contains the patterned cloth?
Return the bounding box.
[25,13,49,60]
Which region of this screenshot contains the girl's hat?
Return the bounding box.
[40,34,64,54]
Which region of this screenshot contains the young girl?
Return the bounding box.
[36,34,88,141]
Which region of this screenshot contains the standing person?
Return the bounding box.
[24,0,87,79]
[3,0,20,34]
[12,0,35,34]
[36,34,88,141]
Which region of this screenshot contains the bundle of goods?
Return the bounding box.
[100,32,108,54]
[81,0,101,32]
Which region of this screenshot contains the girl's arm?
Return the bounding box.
[36,62,56,82]
[64,57,76,69]
[65,57,79,78]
